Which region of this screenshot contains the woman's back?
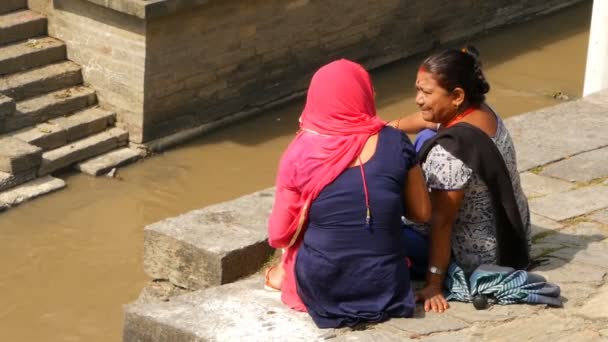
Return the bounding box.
[295,126,417,328]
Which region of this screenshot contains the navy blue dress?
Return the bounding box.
[295,127,416,328]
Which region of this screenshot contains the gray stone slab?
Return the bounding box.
[0,37,65,77]
[0,61,82,101]
[76,147,140,176]
[0,136,42,173]
[143,188,275,290]
[541,147,608,183]
[7,86,97,131]
[0,0,26,15]
[529,186,608,221]
[385,307,467,338]
[49,107,115,142]
[124,275,322,342]
[535,221,607,247]
[530,212,564,239]
[38,127,127,176]
[0,169,35,192]
[589,208,608,225]
[11,122,67,150]
[519,172,575,198]
[0,175,65,208]
[0,9,47,46]
[0,94,15,119]
[469,312,602,342]
[443,301,542,324]
[504,96,608,172]
[531,256,607,285]
[557,282,601,310]
[549,240,608,270]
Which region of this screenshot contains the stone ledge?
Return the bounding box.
[82,0,210,19]
[143,188,274,290]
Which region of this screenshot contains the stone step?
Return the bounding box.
[9,106,115,150]
[0,0,26,15]
[0,170,35,192]
[0,61,82,101]
[0,136,41,174]
[76,147,141,176]
[5,86,97,132]
[0,36,66,76]
[0,10,47,46]
[0,94,15,119]
[124,276,322,342]
[0,175,65,211]
[143,188,274,290]
[38,127,128,176]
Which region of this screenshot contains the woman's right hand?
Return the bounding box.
[415,284,450,313]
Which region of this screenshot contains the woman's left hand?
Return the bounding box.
[415,284,449,313]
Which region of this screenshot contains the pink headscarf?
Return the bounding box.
[268,59,385,310]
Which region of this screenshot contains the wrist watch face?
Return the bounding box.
[429,266,442,275]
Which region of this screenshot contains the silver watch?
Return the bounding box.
[428,266,443,275]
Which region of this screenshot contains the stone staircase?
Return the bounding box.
[0,0,140,209]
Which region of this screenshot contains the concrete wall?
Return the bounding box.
[27,0,584,143]
[28,0,146,142]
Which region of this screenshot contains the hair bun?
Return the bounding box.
[461,45,481,62]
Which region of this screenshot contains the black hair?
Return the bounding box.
[420,45,490,107]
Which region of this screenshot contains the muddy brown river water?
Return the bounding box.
[0,2,592,341]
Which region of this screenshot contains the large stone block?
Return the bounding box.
[0,61,83,101]
[38,127,127,175]
[541,147,608,183]
[0,37,66,77]
[505,97,608,172]
[0,10,47,46]
[124,276,322,342]
[529,186,608,221]
[0,175,65,208]
[0,137,42,173]
[143,188,275,290]
[519,172,575,198]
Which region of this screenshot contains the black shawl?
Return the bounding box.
[418,123,530,270]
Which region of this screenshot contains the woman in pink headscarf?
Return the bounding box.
[267,59,430,328]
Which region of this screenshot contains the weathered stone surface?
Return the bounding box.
[536,221,607,247]
[124,275,322,342]
[0,169,35,192]
[0,10,46,46]
[589,208,608,225]
[519,172,575,198]
[7,86,97,131]
[11,122,67,150]
[531,256,607,285]
[0,37,66,76]
[386,307,467,338]
[549,240,608,270]
[469,312,602,342]
[444,301,542,324]
[76,147,140,176]
[530,212,564,239]
[541,147,608,183]
[506,96,608,172]
[529,186,608,221]
[332,328,412,342]
[49,106,115,142]
[0,61,82,101]
[0,136,42,173]
[0,0,26,15]
[136,280,190,304]
[143,188,274,289]
[0,175,65,208]
[38,127,127,175]
[0,93,15,120]
[557,283,601,309]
